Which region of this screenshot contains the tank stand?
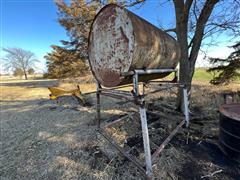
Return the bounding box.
[95,68,189,179]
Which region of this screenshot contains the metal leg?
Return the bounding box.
[133,72,139,96]
[95,69,189,179]
[98,129,146,175]
[133,71,152,178]
[96,83,101,128]
[151,120,185,162]
[142,83,145,95]
[139,100,153,178]
[183,87,189,127]
[172,69,178,82]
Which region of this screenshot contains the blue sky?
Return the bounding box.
[1,0,68,72]
[0,0,237,73]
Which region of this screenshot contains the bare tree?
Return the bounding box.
[2,48,39,80]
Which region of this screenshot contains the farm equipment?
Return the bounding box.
[48,85,86,105]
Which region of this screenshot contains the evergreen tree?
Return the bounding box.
[207,42,240,85]
[45,45,88,78]
[45,0,101,78]
[45,0,136,78]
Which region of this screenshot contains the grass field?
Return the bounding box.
[159,68,216,82]
[193,68,240,82]
[193,68,214,81]
[1,67,238,84]
[1,70,240,179]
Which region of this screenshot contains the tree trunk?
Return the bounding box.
[186,0,219,95]
[178,50,190,112]
[173,0,191,111]
[23,69,28,80]
[173,0,218,112]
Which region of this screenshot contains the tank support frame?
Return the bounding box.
[95,68,189,179]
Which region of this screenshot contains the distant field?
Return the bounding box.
[193,68,214,81]
[0,74,43,81]
[193,68,240,82]
[1,68,238,84]
[166,68,215,83]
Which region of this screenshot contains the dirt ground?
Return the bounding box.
[0,76,240,180]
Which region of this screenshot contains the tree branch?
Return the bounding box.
[184,0,193,18]
[189,0,219,63]
[123,0,145,7]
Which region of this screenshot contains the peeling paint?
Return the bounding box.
[88,4,181,87]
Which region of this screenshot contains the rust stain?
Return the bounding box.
[98,69,122,87]
[88,4,180,87]
[219,103,240,121]
[120,26,129,44]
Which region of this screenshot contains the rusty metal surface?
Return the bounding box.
[88,4,180,87]
[98,129,146,175]
[95,73,189,178]
[219,103,240,121]
[219,103,240,162]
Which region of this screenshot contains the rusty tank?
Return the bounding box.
[88,4,181,87]
[219,103,240,162]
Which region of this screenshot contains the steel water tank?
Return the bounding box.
[219,103,240,162]
[88,4,181,87]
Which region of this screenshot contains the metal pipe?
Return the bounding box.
[133,73,139,96]
[139,99,153,178]
[99,84,133,90]
[134,69,177,75]
[96,83,101,128]
[183,88,189,127]
[83,91,97,95]
[103,114,130,129]
[101,92,133,101]
[142,83,145,96]
[145,84,178,96]
[151,120,185,162]
[148,81,179,84]
[99,89,132,97]
[98,129,146,175]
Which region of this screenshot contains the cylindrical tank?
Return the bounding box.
[88,4,181,87]
[219,103,240,162]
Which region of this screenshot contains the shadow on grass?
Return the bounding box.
[0,94,145,180]
[0,79,59,88]
[1,83,240,179]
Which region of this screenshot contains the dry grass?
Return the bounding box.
[1,75,239,180]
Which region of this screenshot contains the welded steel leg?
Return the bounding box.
[133,72,139,95]
[133,72,152,177]
[96,83,101,128]
[151,120,185,162]
[183,87,189,127]
[139,102,153,178]
[142,83,145,95]
[175,69,178,80]
[172,69,178,82]
[99,129,146,175]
